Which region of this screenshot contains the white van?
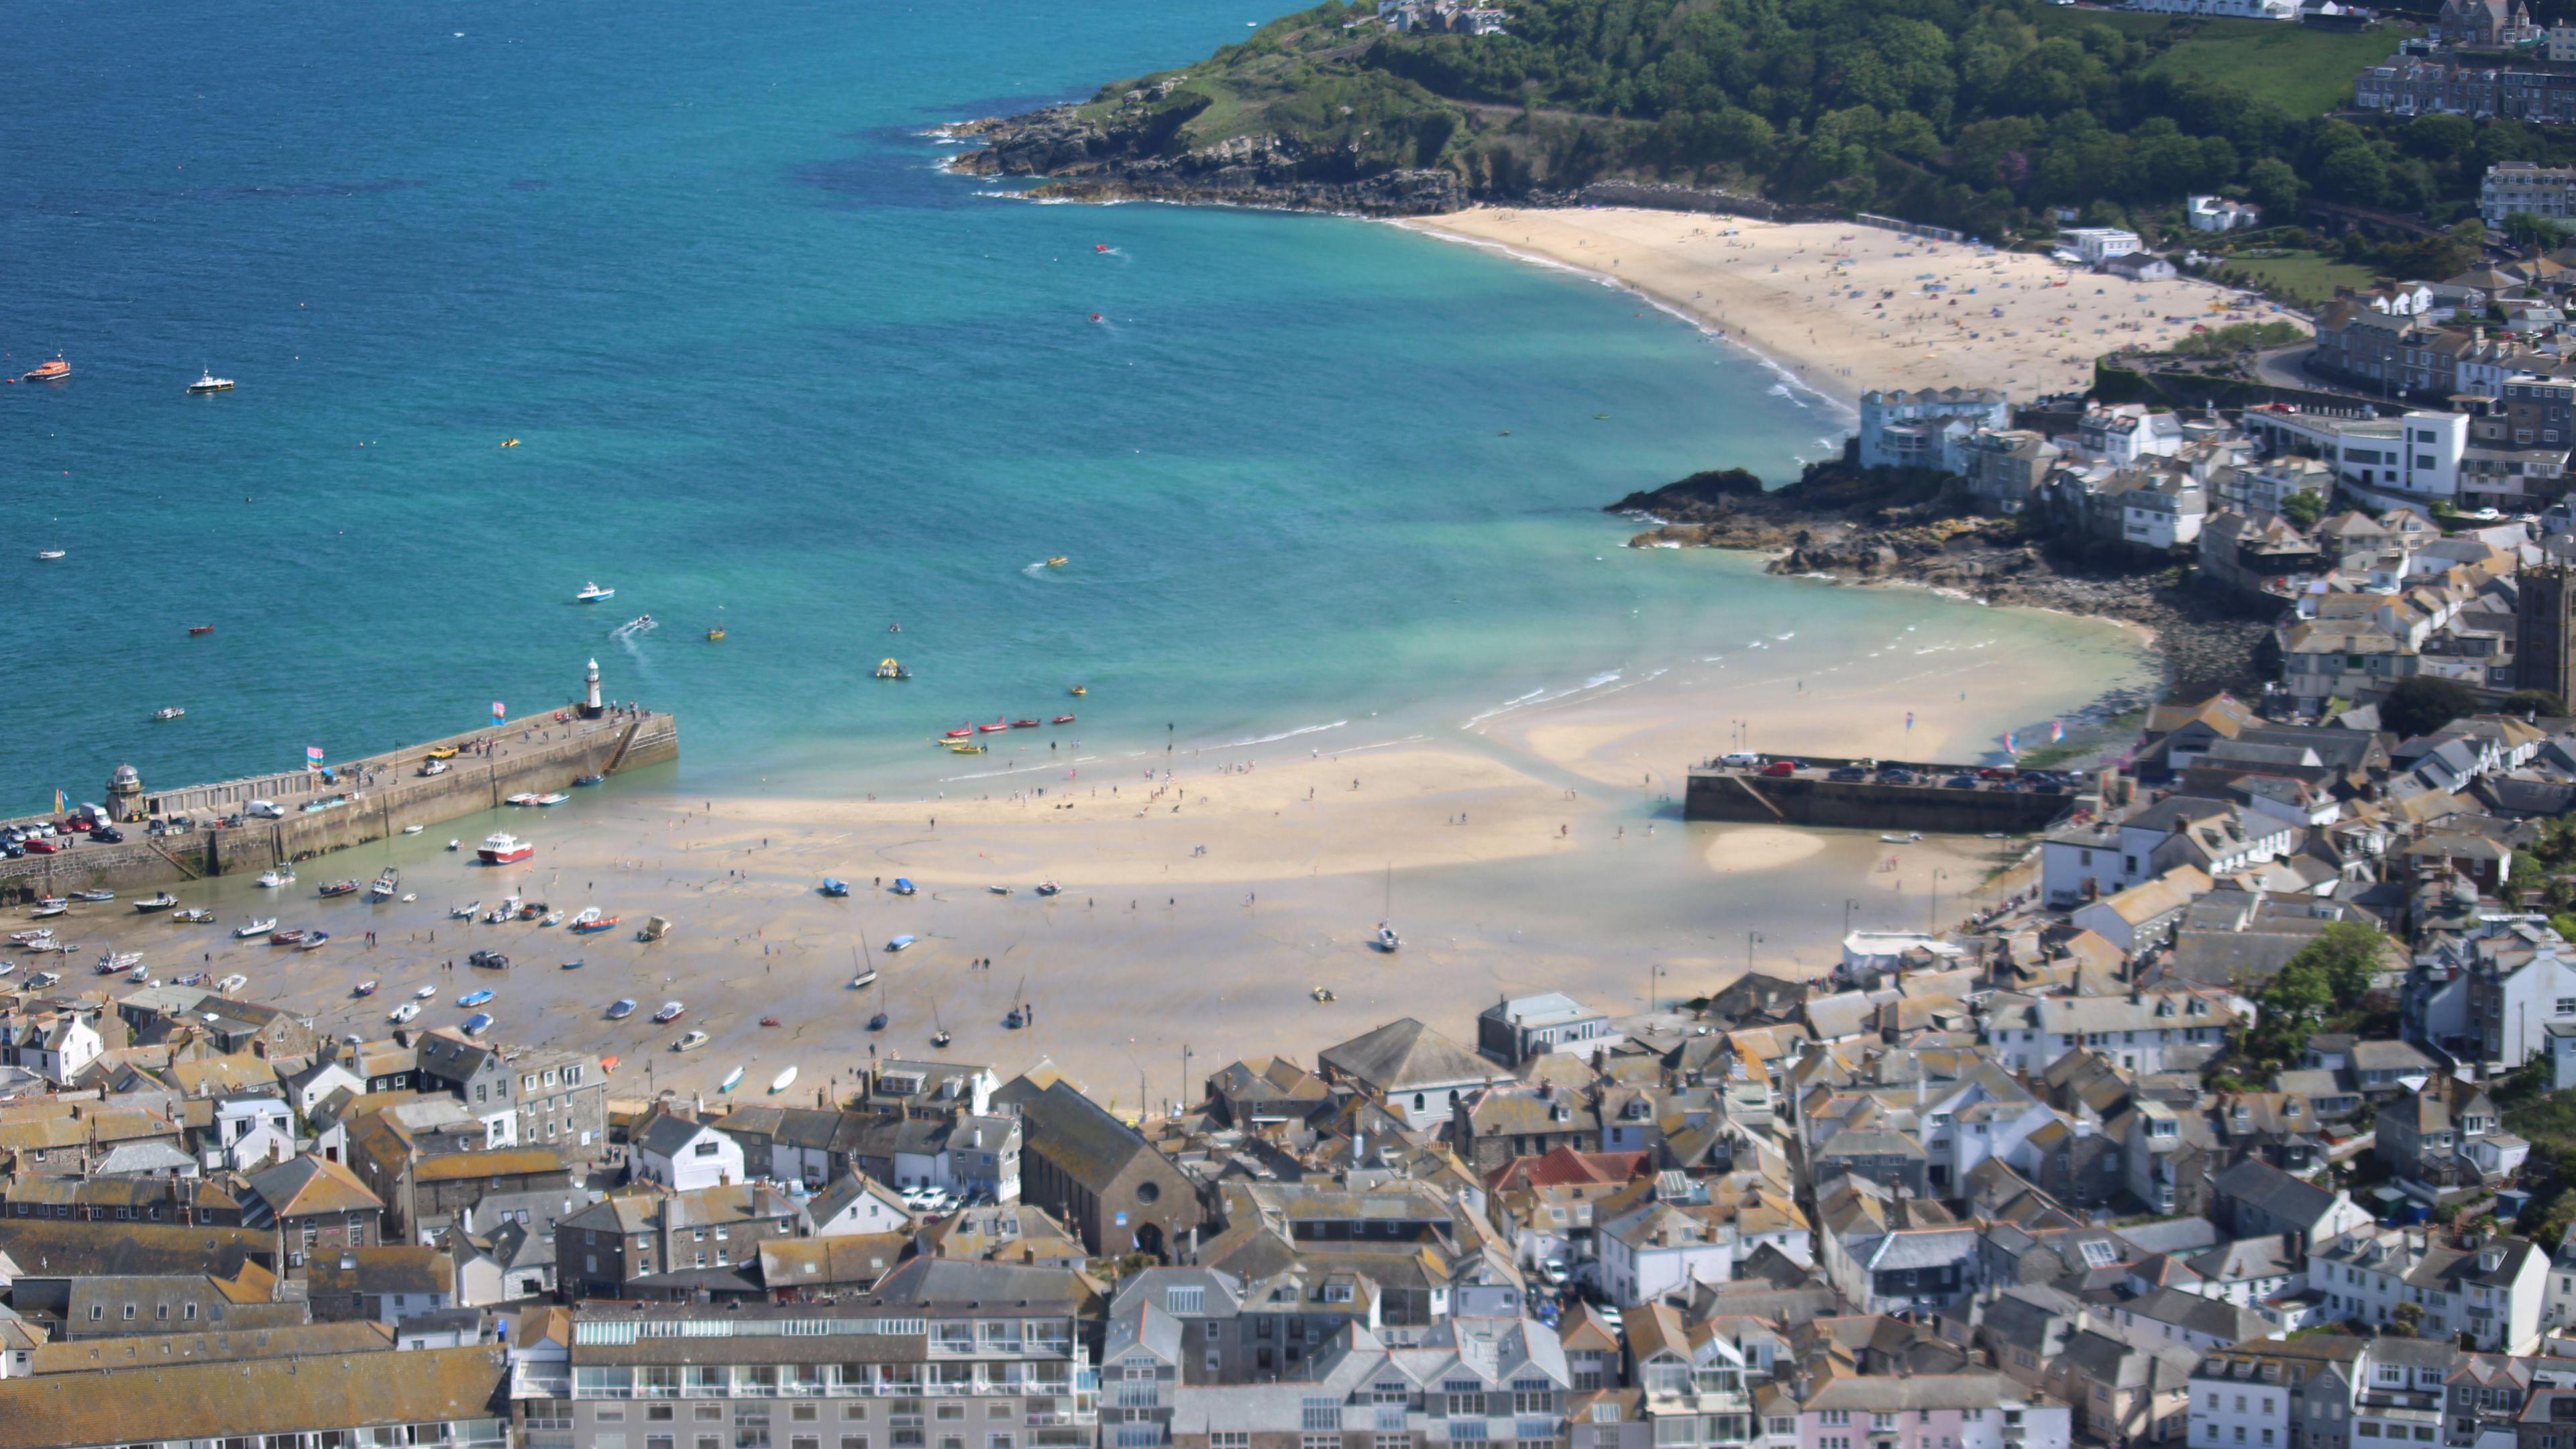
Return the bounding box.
[244,800,285,818]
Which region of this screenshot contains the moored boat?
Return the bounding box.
[21,356,68,383]
[152,706,186,721]
[573,774,604,787]
[268,928,306,945]
[850,966,878,989]
[186,369,235,394]
[317,879,359,898]
[188,625,214,635]
[299,931,330,950]
[891,878,916,896]
[570,914,617,935]
[1010,718,1039,729]
[134,893,178,912]
[256,869,294,889]
[769,1065,798,1094]
[355,980,377,996]
[885,934,915,952]
[478,833,534,865]
[653,1000,686,1023]
[234,918,278,938]
[608,998,638,1020]
[875,659,908,680]
[977,719,1008,733]
[718,1065,746,1093]
[820,878,849,898]
[532,792,570,806]
[1052,714,1075,724]
[368,869,400,901]
[70,889,114,903]
[173,908,215,923]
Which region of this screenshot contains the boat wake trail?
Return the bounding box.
[1460,670,1622,729]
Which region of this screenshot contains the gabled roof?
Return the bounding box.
[246,1155,382,1220]
[0,1344,504,1449]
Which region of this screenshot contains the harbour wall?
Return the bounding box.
[0,710,677,902]
[1684,767,2074,834]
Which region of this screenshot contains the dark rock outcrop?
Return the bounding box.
[951,105,1470,216]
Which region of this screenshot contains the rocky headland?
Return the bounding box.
[1607,467,2274,698]
[948,105,1469,215]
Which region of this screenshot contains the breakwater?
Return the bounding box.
[1685,761,2074,834]
[0,708,677,902]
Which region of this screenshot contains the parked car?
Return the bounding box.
[468,950,508,970]
[1976,767,2017,782]
[22,839,59,855]
[1943,774,1981,790]
[87,826,123,844]
[1760,759,1799,777]
[1718,751,1761,768]
[1874,767,1919,784]
[1827,766,1870,782]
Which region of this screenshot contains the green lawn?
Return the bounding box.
[2037,11,2412,117]
[2203,247,2379,306]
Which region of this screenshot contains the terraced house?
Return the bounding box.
[530,1260,1099,1449]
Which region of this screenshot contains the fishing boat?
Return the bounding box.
[885,934,915,953]
[573,774,604,787]
[1034,881,1060,896]
[94,951,141,974]
[1010,718,1039,729]
[674,1030,708,1052]
[607,998,637,1020]
[268,928,306,945]
[652,1000,686,1023]
[187,625,213,635]
[478,833,534,865]
[706,626,725,641]
[256,869,294,889]
[532,792,570,806]
[574,582,615,603]
[571,911,616,935]
[21,356,68,383]
[34,549,65,561]
[718,1066,746,1093]
[152,706,186,721]
[317,879,359,898]
[820,878,849,898]
[299,931,330,950]
[8,928,52,945]
[637,916,671,941]
[874,659,908,680]
[32,897,67,912]
[769,1065,799,1093]
[976,719,1008,733]
[891,879,916,896]
[69,889,114,903]
[186,368,235,394]
[449,902,480,919]
[354,980,377,997]
[133,893,177,913]
[368,869,400,901]
[28,903,66,920]
[1052,714,1075,724]
[236,917,278,938]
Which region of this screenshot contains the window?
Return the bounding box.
[1167,1287,1205,1315]
[796,1407,821,1424]
[1214,1436,1252,1449]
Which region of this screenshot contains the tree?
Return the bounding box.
[2504,688,2565,717]
[2245,158,2303,217]
[2386,1301,2422,1337]
[2505,211,2573,253]
[2281,490,2327,528]
[2382,676,2479,738]
[2293,920,2392,1004]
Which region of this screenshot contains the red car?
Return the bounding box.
[1976,767,2017,781]
[21,839,59,855]
[1760,759,1800,777]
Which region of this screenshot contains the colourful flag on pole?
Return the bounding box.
[2004,731,2019,755]
[53,790,63,815]
[2049,718,2065,744]
[1904,711,1915,732]
[492,700,506,722]
[305,745,325,763]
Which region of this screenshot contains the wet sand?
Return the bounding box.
[47,608,2140,1116]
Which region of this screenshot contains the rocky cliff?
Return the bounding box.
[951,104,1470,215]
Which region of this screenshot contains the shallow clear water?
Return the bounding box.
[0,0,2129,810]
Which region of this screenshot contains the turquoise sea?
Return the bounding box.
[0,0,2127,810]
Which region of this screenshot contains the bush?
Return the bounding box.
[2381,676,2479,739]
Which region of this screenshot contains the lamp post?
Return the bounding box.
[1843,897,1860,941]
[1647,963,1668,1011]
[1746,931,1764,973]
[1929,869,1950,937]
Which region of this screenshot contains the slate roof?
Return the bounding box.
[246,1155,382,1221]
[2211,1157,2333,1226]
[1317,1019,1496,1093]
[0,1220,268,1280]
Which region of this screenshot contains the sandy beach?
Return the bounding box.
[1400,209,2300,409]
[48,598,2143,1116]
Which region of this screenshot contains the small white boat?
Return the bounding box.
[8,929,52,945]
[450,902,480,919]
[186,369,235,394]
[388,1002,420,1024]
[35,549,64,561]
[400,893,417,903]
[769,1065,798,1094]
[505,793,542,807]
[412,983,437,1000]
[256,869,294,890]
[532,792,570,806]
[718,1065,746,1093]
[173,908,215,923]
[32,897,66,912]
[152,706,186,721]
[1374,925,1400,953]
[69,889,115,902]
[445,839,461,851]
[29,904,66,920]
[1879,833,1923,844]
[539,910,563,926]
[402,823,425,834]
[133,893,178,912]
[850,966,878,990]
[235,917,278,938]
[568,906,602,930]
[987,885,1012,896]
[575,582,616,603]
[216,973,248,993]
[127,965,150,983]
[1034,881,1061,896]
[355,980,378,997]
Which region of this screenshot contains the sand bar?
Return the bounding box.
[1399,208,2303,409]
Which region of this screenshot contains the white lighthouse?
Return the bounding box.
[582,657,604,718]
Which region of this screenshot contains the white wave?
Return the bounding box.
[1772,631,1794,641]
[1457,670,1624,729]
[1212,719,1348,749]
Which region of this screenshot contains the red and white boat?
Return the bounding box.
[1052,714,1076,724]
[478,833,535,865]
[943,726,973,739]
[976,719,1008,733]
[1010,718,1040,729]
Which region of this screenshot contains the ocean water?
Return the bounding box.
[0,0,2128,811]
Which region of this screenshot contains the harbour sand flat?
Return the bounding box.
[1400,208,2300,408]
[60,609,2133,1108]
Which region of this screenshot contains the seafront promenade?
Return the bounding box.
[0,703,678,902]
